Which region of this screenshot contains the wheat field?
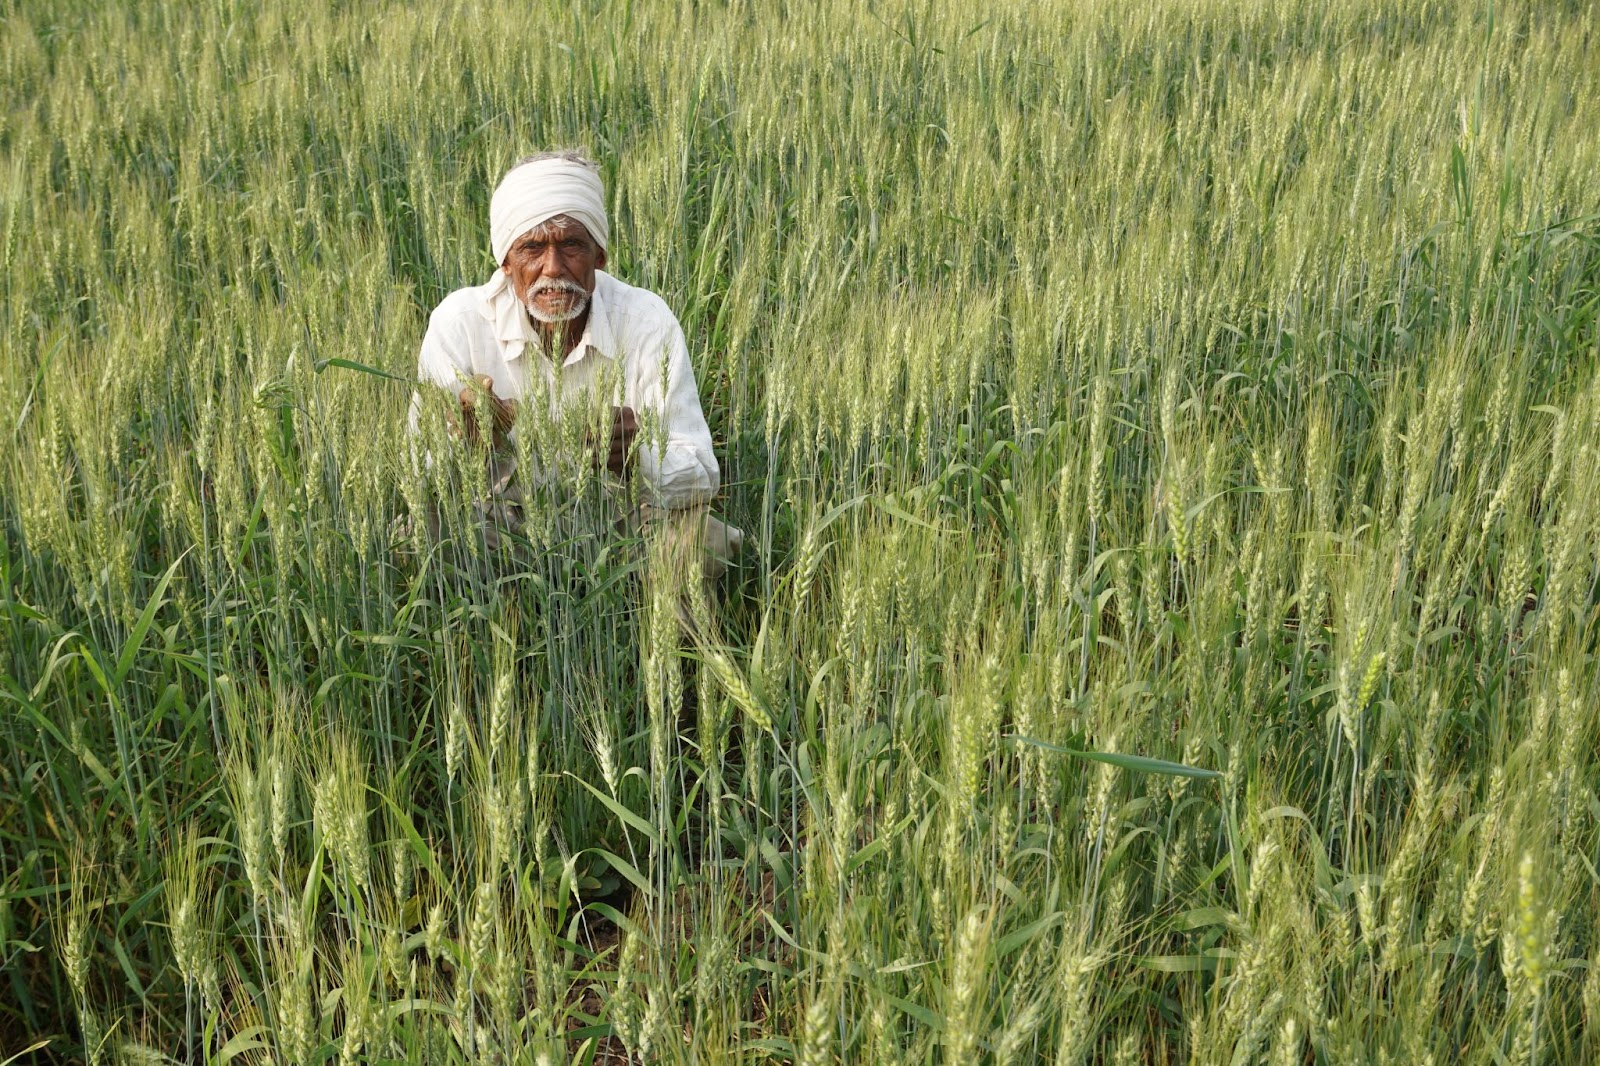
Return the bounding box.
[3,0,1600,1061]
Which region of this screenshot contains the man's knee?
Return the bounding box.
[639,505,743,582]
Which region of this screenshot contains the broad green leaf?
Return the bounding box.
[314,356,410,382]
[115,553,187,688]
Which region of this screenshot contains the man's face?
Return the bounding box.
[501,214,607,324]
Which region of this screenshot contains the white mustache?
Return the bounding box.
[530,279,587,297]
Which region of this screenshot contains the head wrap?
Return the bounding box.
[489,157,609,265]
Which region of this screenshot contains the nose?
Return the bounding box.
[533,243,570,280]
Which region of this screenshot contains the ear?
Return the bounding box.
[596,247,608,271]
[501,259,511,275]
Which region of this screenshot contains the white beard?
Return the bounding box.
[524,281,589,324]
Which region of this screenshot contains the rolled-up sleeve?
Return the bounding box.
[632,319,719,509]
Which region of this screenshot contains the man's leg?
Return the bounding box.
[392,453,526,558]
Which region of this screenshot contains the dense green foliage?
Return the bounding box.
[3,0,1600,1060]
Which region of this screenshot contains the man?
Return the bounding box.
[405,150,740,582]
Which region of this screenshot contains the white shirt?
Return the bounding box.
[411,269,719,509]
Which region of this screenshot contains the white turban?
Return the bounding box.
[489,157,609,265]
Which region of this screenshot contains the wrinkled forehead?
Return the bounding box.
[516,213,595,245]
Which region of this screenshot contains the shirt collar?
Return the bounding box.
[482,269,616,367]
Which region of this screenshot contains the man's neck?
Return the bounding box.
[532,308,590,362]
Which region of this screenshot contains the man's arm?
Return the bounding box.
[409,303,515,448]
[408,306,470,438]
[631,319,719,509]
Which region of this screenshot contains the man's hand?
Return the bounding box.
[450,375,517,448]
[599,406,638,475]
